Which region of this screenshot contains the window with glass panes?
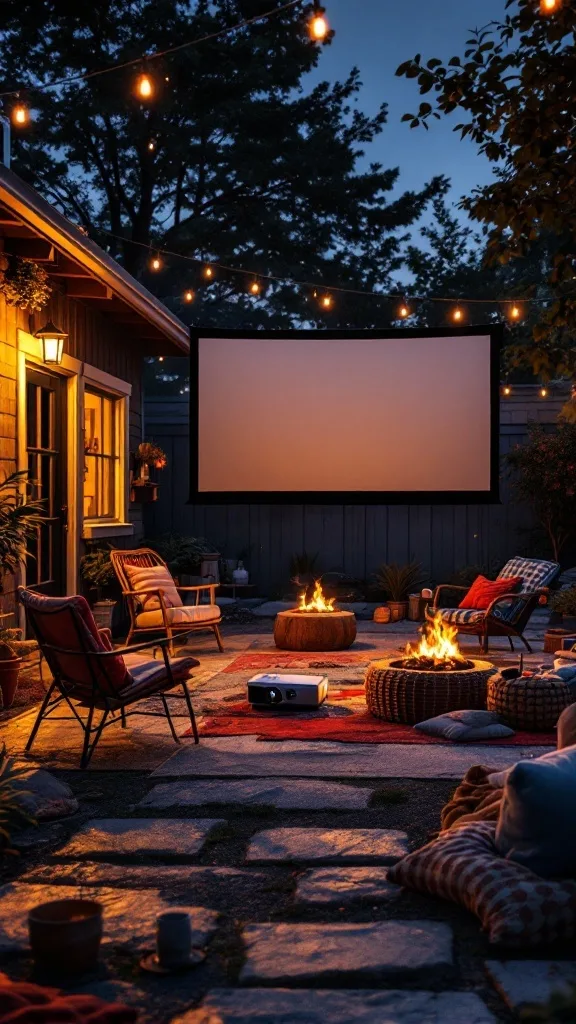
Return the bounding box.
[83,388,118,519]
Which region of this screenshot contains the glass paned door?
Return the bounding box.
[25,368,67,594]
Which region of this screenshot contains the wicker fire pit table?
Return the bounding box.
[274,609,357,651]
[365,655,494,725]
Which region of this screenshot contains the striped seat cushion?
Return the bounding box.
[496,557,560,622]
[438,608,485,626]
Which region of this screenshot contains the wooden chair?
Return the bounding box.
[431,556,560,653]
[110,547,224,655]
[18,589,200,769]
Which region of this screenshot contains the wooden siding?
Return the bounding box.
[144,389,571,594]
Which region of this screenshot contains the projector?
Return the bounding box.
[247,673,328,710]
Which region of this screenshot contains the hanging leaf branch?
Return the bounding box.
[0,254,51,312]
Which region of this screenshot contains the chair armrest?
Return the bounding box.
[41,631,202,660]
[432,585,468,610]
[485,591,535,619]
[177,584,219,592]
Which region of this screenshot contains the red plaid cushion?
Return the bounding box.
[388,821,576,946]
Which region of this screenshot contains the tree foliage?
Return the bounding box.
[505,421,576,562]
[397,0,576,378]
[0,0,447,332]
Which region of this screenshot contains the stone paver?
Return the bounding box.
[246,827,408,864]
[0,883,218,952]
[20,863,259,888]
[56,818,225,859]
[178,988,495,1023]
[485,960,576,1011]
[296,867,400,904]
[153,735,553,779]
[240,921,453,983]
[139,779,371,811]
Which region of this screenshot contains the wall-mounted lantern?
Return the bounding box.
[34,320,68,366]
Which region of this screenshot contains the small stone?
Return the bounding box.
[240,921,453,983]
[11,769,78,821]
[485,960,576,1011]
[56,818,225,859]
[296,867,400,904]
[0,883,218,952]
[246,828,408,864]
[20,863,259,888]
[139,779,371,811]
[177,988,495,1023]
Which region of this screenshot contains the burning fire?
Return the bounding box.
[298,580,336,613]
[404,611,466,669]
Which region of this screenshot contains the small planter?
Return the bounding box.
[373,606,391,624]
[91,600,116,631]
[28,899,103,975]
[386,600,408,622]
[0,654,21,709]
[130,480,159,503]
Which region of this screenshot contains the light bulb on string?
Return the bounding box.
[397,300,411,319]
[135,72,154,100]
[183,289,195,303]
[249,279,261,296]
[158,356,164,362]
[149,253,163,271]
[147,139,156,152]
[309,3,328,40]
[451,303,464,323]
[320,293,333,310]
[540,0,560,13]
[508,303,522,322]
[12,103,29,126]
[203,265,214,280]
[502,383,511,397]
[540,386,548,398]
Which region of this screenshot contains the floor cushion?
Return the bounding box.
[440,765,503,830]
[414,710,514,743]
[495,744,576,877]
[388,821,576,946]
[125,563,182,610]
[459,575,523,611]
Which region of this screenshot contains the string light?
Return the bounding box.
[183,289,195,303]
[320,293,333,310]
[451,304,464,323]
[309,11,328,40]
[158,356,164,362]
[135,72,154,100]
[540,0,560,13]
[540,386,548,397]
[502,384,511,396]
[149,253,163,271]
[508,303,522,321]
[249,279,261,295]
[12,103,29,126]
[203,265,214,280]
[147,139,156,152]
[397,300,410,319]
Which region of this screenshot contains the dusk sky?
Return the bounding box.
[310,0,506,218]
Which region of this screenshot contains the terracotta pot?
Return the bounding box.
[386,601,408,622]
[373,606,391,624]
[0,655,21,709]
[28,899,103,975]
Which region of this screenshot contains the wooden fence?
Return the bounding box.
[143,387,569,594]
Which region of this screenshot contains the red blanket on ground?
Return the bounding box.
[0,973,138,1022]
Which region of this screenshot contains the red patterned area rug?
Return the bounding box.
[188,652,556,746]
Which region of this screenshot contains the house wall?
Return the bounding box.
[143,388,571,595]
[0,288,146,618]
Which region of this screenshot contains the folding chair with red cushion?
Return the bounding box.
[18,589,200,769]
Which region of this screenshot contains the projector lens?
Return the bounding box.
[267,687,283,705]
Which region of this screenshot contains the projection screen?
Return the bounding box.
[190,327,501,504]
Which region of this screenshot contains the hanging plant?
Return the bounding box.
[134,441,167,468]
[0,254,51,312]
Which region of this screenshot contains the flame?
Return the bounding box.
[298,580,336,613]
[406,611,462,664]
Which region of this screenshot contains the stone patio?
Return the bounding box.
[0,615,566,1022]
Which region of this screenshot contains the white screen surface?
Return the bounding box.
[196,333,494,496]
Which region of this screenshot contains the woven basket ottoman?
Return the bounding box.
[364,657,494,725]
[487,671,573,731]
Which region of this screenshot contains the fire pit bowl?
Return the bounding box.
[365,655,494,725]
[274,609,357,651]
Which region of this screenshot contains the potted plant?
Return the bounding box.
[551,587,576,632]
[374,561,426,622]
[80,545,118,629]
[0,630,38,709]
[131,441,167,503]
[145,533,217,585]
